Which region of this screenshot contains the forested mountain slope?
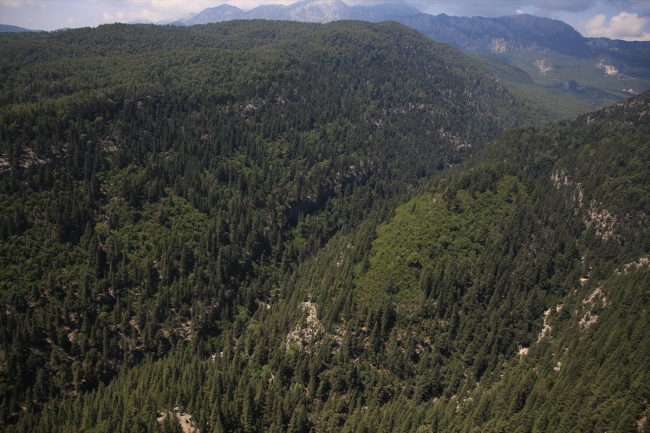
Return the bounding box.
[153,1,650,113]
[0,20,555,430]
[395,13,650,110]
[2,20,648,433]
[5,79,648,433]
[348,93,650,432]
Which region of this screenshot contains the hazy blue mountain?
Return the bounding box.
[171,1,647,68]
[356,1,420,17]
[0,24,39,32]
[167,1,649,104]
[394,13,580,55]
[391,12,650,105]
[393,13,647,59]
[181,5,243,25]
[127,19,155,24]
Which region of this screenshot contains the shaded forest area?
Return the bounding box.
[0,20,648,433]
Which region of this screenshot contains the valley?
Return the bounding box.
[0,15,648,433]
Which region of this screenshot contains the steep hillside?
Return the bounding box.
[2,19,648,430]
[396,13,650,109]
[0,20,554,430]
[471,54,596,119]
[348,93,650,431]
[7,87,648,433]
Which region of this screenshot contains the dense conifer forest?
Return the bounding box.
[0,20,648,432]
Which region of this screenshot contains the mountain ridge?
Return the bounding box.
[0,24,41,33]
[164,1,650,107]
[174,0,419,26]
[168,1,649,56]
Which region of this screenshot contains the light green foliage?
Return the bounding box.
[359,176,527,304]
[472,54,595,119]
[495,49,650,108]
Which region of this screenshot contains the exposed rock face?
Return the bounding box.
[157,409,200,433]
[534,59,553,75]
[182,5,244,25]
[286,301,324,352]
[563,80,589,91]
[564,79,579,91]
[578,288,608,330]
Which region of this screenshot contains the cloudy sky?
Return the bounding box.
[1,0,649,40]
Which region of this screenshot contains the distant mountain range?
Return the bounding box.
[393,13,650,61]
[2,0,648,104]
[0,24,74,33]
[392,11,650,98]
[3,0,648,60]
[163,0,649,106]
[163,1,648,61]
[0,24,41,33]
[170,0,419,26]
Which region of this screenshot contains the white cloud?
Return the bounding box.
[68,17,74,23]
[117,1,208,22]
[516,9,524,14]
[584,11,650,41]
[103,11,113,21]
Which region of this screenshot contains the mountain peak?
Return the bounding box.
[289,0,351,22]
[177,0,420,25]
[183,4,244,25]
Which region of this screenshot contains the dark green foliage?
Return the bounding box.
[0,20,544,430]
[0,19,648,433]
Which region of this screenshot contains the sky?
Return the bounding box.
[1,0,649,41]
